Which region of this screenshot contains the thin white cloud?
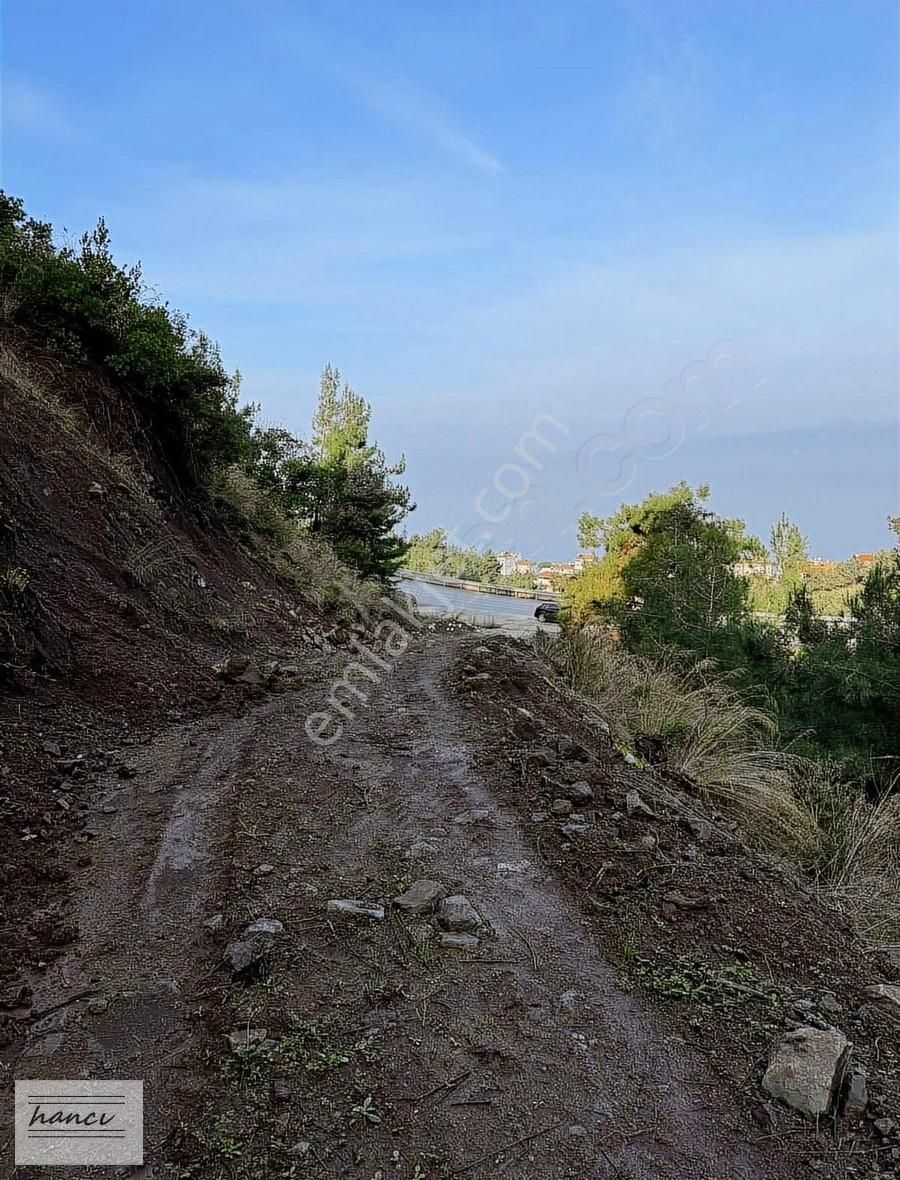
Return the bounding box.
[352,73,503,176]
[2,78,81,142]
[275,19,503,176]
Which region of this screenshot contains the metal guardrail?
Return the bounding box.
[398,570,561,603]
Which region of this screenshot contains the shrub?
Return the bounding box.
[0,191,255,487]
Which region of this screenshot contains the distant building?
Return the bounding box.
[498,551,522,576]
[575,552,598,571]
[534,561,578,591]
[854,552,877,568]
[733,559,777,579]
[514,558,536,575]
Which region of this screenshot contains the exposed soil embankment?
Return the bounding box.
[0,339,331,1049]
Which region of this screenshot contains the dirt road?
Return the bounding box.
[5,632,810,1178]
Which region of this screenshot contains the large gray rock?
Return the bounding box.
[437,894,482,933]
[393,880,445,914]
[762,1026,852,1117]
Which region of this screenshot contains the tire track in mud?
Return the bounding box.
[307,637,788,1179]
[5,636,794,1178]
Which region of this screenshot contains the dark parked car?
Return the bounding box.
[534,601,560,622]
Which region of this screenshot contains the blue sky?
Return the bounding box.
[2,0,897,557]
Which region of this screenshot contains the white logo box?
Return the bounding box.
[15,1079,143,1166]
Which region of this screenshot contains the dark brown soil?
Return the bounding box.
[0,339,331,1053]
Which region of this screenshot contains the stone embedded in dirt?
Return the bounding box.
[625,789,655,818]
[551,797,574,816]
[55,757,83,774]
[393,879,445,914]
[87,996,109,1014]
[874,1117,897,1137]
[404,840,438,859]
[863,983,900,1016]
[529,747,557,768]
[452,807,491,826]
[213,653,251,679]
[244,918,284,938]
[819,992,841,1016]
[326,899,385,920]
[117,762,138,779]
[227,1027,267,1051]
[42,741,62,758]
[287,1140,312,1158]
[437,894,481,932]
[531,810,549,823]
[555,736,591,762]
[440,932,479,950]
[842,1069,868,1120]
[561,822,590,836]
[683,816,712,842]
[223,937,270,978]
[254,863,275,876]
[560,780,594,803]
[203,913,224,930]
[280,664,301,678]
[762,1025,852,1117]
[663,890,708,910]
[750,1102,775,1132]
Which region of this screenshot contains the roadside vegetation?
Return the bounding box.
[0,192,411,598]
[548,484,900,939]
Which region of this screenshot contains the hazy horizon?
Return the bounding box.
[3,0,897,556]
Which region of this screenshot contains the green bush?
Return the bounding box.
[0,192,254,486]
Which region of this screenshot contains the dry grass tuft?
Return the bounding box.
[799,765,900,941]
[535,627,900,938]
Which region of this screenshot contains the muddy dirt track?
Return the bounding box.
[2,632,856,1178]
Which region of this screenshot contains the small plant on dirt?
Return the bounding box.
[1,565,28,594]
[349,1095,381,1126]
[209,1113,244,1160]
[633,953,776,1014]
[276,1017,351,1074]
[353,1032,382,1063]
